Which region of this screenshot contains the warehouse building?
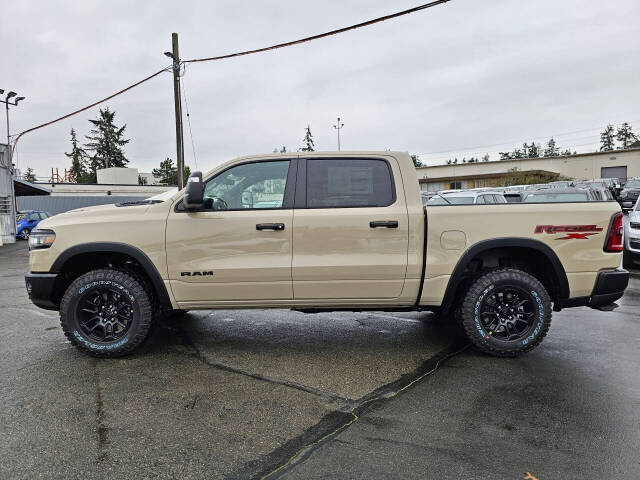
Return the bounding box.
[416,148,640,191]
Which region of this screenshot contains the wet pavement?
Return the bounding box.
[1,241,638,479]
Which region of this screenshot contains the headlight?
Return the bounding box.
[28,229,56,250]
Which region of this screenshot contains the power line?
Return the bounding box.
[11,1,451,154]
[11,67,170,154]
[180,66,198,170]
[416,119,640,159]
[183,1,451,64]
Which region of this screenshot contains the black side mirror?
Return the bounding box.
[184,171,205,210]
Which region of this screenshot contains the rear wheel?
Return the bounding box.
[20,228,30,240]
[459,269,551,357]
[60,268,154,357]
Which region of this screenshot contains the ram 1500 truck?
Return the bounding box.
[24,152,629,358]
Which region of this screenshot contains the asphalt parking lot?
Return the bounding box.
[1,241,639,480]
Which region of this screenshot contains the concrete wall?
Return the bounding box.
[416,148,640,183]
[17,195,154,216]
[97,167,139,185]
[35,183,174,197]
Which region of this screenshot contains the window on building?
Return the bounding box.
[449,181,462,190]
[0,196,11,215]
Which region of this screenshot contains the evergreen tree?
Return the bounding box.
[138,175,148,185]
[499,152,512,160]
[84,107,130,178]
[543,137,559,157]
[525,142,540,158]
[152,158,190,185]
[411,155,423,168]
[24,168,37,182]
[280,146,287,153]
[616,122,637,149]
[600,124,615,151]
[153,158,177,184]
[66,128,91,183]
[482,153,490,162]
[300,125,315,152]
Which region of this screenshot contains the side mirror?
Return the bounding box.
[184,171,205,210]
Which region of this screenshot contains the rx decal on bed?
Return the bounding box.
[534,224,603,240]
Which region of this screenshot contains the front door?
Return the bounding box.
[166,159,296,306]
[291,157,409,300]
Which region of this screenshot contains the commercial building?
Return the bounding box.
[416,148,640,191]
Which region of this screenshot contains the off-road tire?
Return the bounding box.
[60,268,154,357]
[459,268,552,357]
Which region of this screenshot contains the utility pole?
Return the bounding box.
[164,34,185,190]
[333,116,344,151]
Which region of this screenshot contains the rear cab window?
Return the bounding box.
[305,159,395,208]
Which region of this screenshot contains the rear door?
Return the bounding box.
[291,157,409,300]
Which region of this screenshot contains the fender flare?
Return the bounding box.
[51,242,172,309]
[440,237,570,312]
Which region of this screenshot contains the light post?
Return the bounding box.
[333,116,344,151]
[0,89,26,147]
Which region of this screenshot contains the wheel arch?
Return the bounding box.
[440,237,570,312]
[50,242,173,310]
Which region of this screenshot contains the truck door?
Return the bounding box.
[165,159,296,305]
[291,157,409,300]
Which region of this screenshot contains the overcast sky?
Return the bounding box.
[2,0,639,178]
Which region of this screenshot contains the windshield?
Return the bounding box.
[426,195,450,205]
[626,179,640,188]
[524,193,588,203]
[445,197,474,204]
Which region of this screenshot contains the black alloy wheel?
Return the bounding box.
[477,286,536,342]
[77,286,134,342]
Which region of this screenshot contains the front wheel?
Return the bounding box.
[60,269,154,357]
[20,228,30,240]
[459,269,552,357]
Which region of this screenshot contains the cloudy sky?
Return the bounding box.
[3,0,639,178]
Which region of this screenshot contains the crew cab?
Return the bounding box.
[24,152,629,358]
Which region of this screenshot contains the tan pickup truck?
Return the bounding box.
[24,152,628,357]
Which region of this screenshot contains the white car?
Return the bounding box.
[427,190,507,205]
[623,197,640,269]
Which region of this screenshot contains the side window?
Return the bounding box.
[28,214,38,221]
[476,195,486,204]
[306,159,395,208]
[202,160,290,210]
[493,195,507,204]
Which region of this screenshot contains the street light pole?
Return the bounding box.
[0,90,25,147]
[165,33,185,190]
[333,117,344,151]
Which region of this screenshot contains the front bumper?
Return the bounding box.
[25,273,59,310]
[557,269,629,310]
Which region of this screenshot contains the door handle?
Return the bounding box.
[256,223,285,231]
[369,220,398,228]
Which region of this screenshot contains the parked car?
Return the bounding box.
[16,211,51,240]
[623,197,640,269]
[522,188,596,203]
[435,190,508,204]
[24,151,627,359]
[619,178,640,211]
[503,192,524,203]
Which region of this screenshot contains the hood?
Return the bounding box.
[36,201,157,231]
